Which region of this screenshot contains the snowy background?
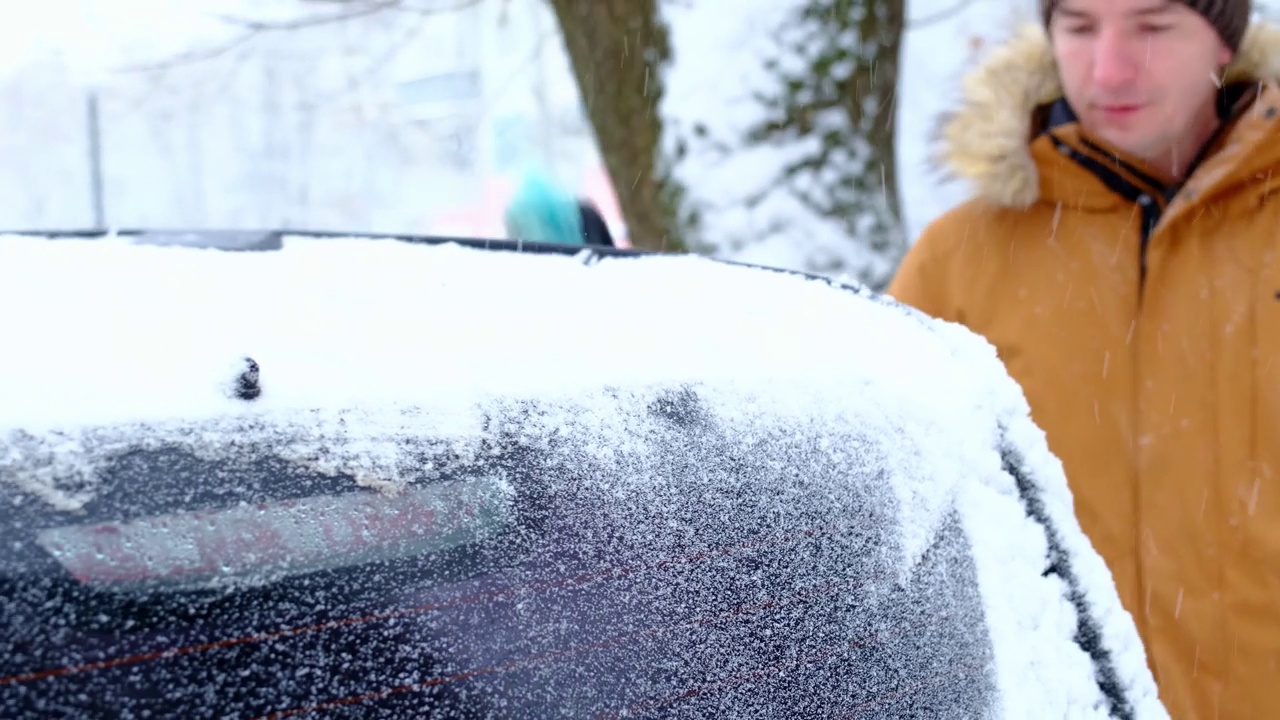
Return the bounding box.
[6,0,1267,270]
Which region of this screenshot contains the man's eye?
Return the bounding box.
[1061,24,1095,35]
[1139,24,1172,34]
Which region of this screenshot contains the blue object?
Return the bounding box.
[503,170,585,246]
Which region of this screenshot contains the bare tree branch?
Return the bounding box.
[116,0,480,73]
[212,0,403,31]
[309,9,434,107]
[906,0,972,29]
[116,33,258,73]
[363,0,483,17]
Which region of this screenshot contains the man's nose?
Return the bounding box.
[1092,30,1141,89]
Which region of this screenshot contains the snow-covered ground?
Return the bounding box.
[0,233,1166,717]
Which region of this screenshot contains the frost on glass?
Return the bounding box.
[2,386,997,718]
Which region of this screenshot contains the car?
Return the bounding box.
[0,230,1168,718]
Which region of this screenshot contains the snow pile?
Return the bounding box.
[0,234,1165,718]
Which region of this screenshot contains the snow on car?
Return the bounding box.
[0,232,1167,718]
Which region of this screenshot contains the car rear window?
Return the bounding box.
[1,386,1000,718]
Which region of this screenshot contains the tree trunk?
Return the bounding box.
[545,0,685,252]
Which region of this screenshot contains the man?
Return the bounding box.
[888,1,1280,717]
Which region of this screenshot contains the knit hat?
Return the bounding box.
[1041,0,1251,52]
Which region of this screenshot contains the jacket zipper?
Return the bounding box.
[1136,194,1161,293]
[1047,133,1165,296]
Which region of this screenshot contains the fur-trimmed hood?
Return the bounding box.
[938,23,1280,207]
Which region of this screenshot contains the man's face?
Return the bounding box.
[1050,0,1232,168]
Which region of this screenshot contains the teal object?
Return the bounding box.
[503,170,585,246]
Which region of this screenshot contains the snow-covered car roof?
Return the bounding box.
[0,232,1166,718]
